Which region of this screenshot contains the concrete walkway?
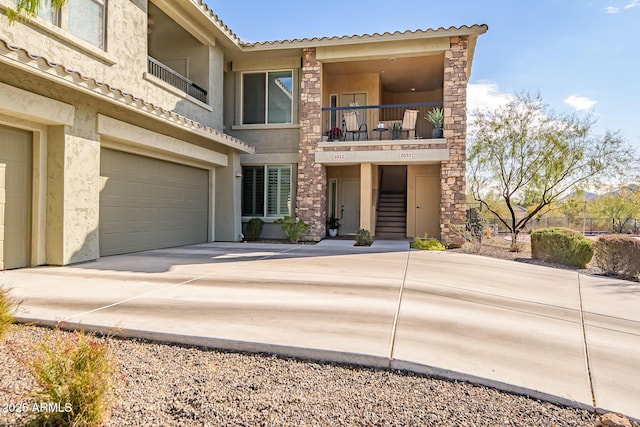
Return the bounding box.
[2,241,639,420]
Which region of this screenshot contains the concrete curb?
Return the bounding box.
[18,316,638,423]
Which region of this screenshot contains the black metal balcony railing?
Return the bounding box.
[321,103,443,141]
[147,56,208,104]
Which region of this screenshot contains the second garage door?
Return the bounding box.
[0,125,32,269]
[99,148,209,256]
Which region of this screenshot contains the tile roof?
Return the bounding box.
[242,25,489,48]
[0,38,254,154]
[189,0,487,50]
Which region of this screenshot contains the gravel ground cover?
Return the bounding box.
[1,325,610,427]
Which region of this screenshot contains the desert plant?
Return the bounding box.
[425,107,444,128]
[411,235,446,251]
[245,217,264,241]
[594,235,640,280]
[25,330,117,426]
[355,228,373,246]
[530,227,594,268]
[275,216,310,243]
[0,285,17,340]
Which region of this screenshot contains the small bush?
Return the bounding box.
[275,216,310,243]
[530,227,594,268]
[411,235,446,251]
[594,235,640,280]
[25,330,117,427]
[0,285,17,340]
[245,217,264,241]
[355,228,373,246]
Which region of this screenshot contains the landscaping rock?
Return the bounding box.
[597,412,634,427]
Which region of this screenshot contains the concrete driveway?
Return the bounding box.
[2,240,639,420]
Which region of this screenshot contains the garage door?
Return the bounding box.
[99,148,209,256]
[0,125,31,270]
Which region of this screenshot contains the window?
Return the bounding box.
[39,0,106,49]
[69,0,105,48]
[242,165,292,217]
[242,71,293,125]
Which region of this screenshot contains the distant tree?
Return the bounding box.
[591,187,640,233]
[468,93,633,250]
[557,191,589,223]
[5,0,66,22]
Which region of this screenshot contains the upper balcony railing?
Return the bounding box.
[321,103,444,142]
[147,56,208,104]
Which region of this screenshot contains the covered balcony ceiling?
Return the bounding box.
[323,55,444,93]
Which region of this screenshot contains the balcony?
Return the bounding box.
[147,56,208,103]
[321,103,444,142]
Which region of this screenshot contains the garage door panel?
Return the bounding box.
[99,148,208,256]
[0,125,31,269]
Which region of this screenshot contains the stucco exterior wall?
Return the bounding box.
[0,64,243,265]
[0,0,220,129]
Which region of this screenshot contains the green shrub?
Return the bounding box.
[530,227,594,268]
[594,235,640,280]
[275,216,310,243]
[0,285,17,340]
[355,228,373,246]
[245,217,264,241]
[25,330,117,427]
[411,235,446,251]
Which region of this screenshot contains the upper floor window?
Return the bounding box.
[242,71,293,125]
[40,0,106,49]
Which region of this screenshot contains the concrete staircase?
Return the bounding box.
[375,193,407,239]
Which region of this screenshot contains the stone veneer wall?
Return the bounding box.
[441,36,469,247]
[296,48,326,240]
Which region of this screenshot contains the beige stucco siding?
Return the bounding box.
[0,0,221,129]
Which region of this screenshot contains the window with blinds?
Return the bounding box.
[266,166,291,216]
[242,165,291,217]
[241,166,265,216]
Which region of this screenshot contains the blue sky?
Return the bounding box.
[205,0,640,150]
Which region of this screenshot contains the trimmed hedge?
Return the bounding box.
[594,235,640,280]
[245,217,264,241]
[530,227,594,268]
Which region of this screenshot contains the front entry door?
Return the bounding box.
[339,179,360,235]
[415,175,441,239]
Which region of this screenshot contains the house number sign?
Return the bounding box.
[400,152,413,159]
[332,153,346,161]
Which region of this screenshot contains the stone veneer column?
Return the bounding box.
[296,47,326,240]
[441,36,469,247]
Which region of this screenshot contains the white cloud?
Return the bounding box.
[467,82,512,113]
[563,95,597,111]
[624,0,640,9]
[605,1,639,12]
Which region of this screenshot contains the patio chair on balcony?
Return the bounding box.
[397,109,418,139]
[343,110,368,141]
